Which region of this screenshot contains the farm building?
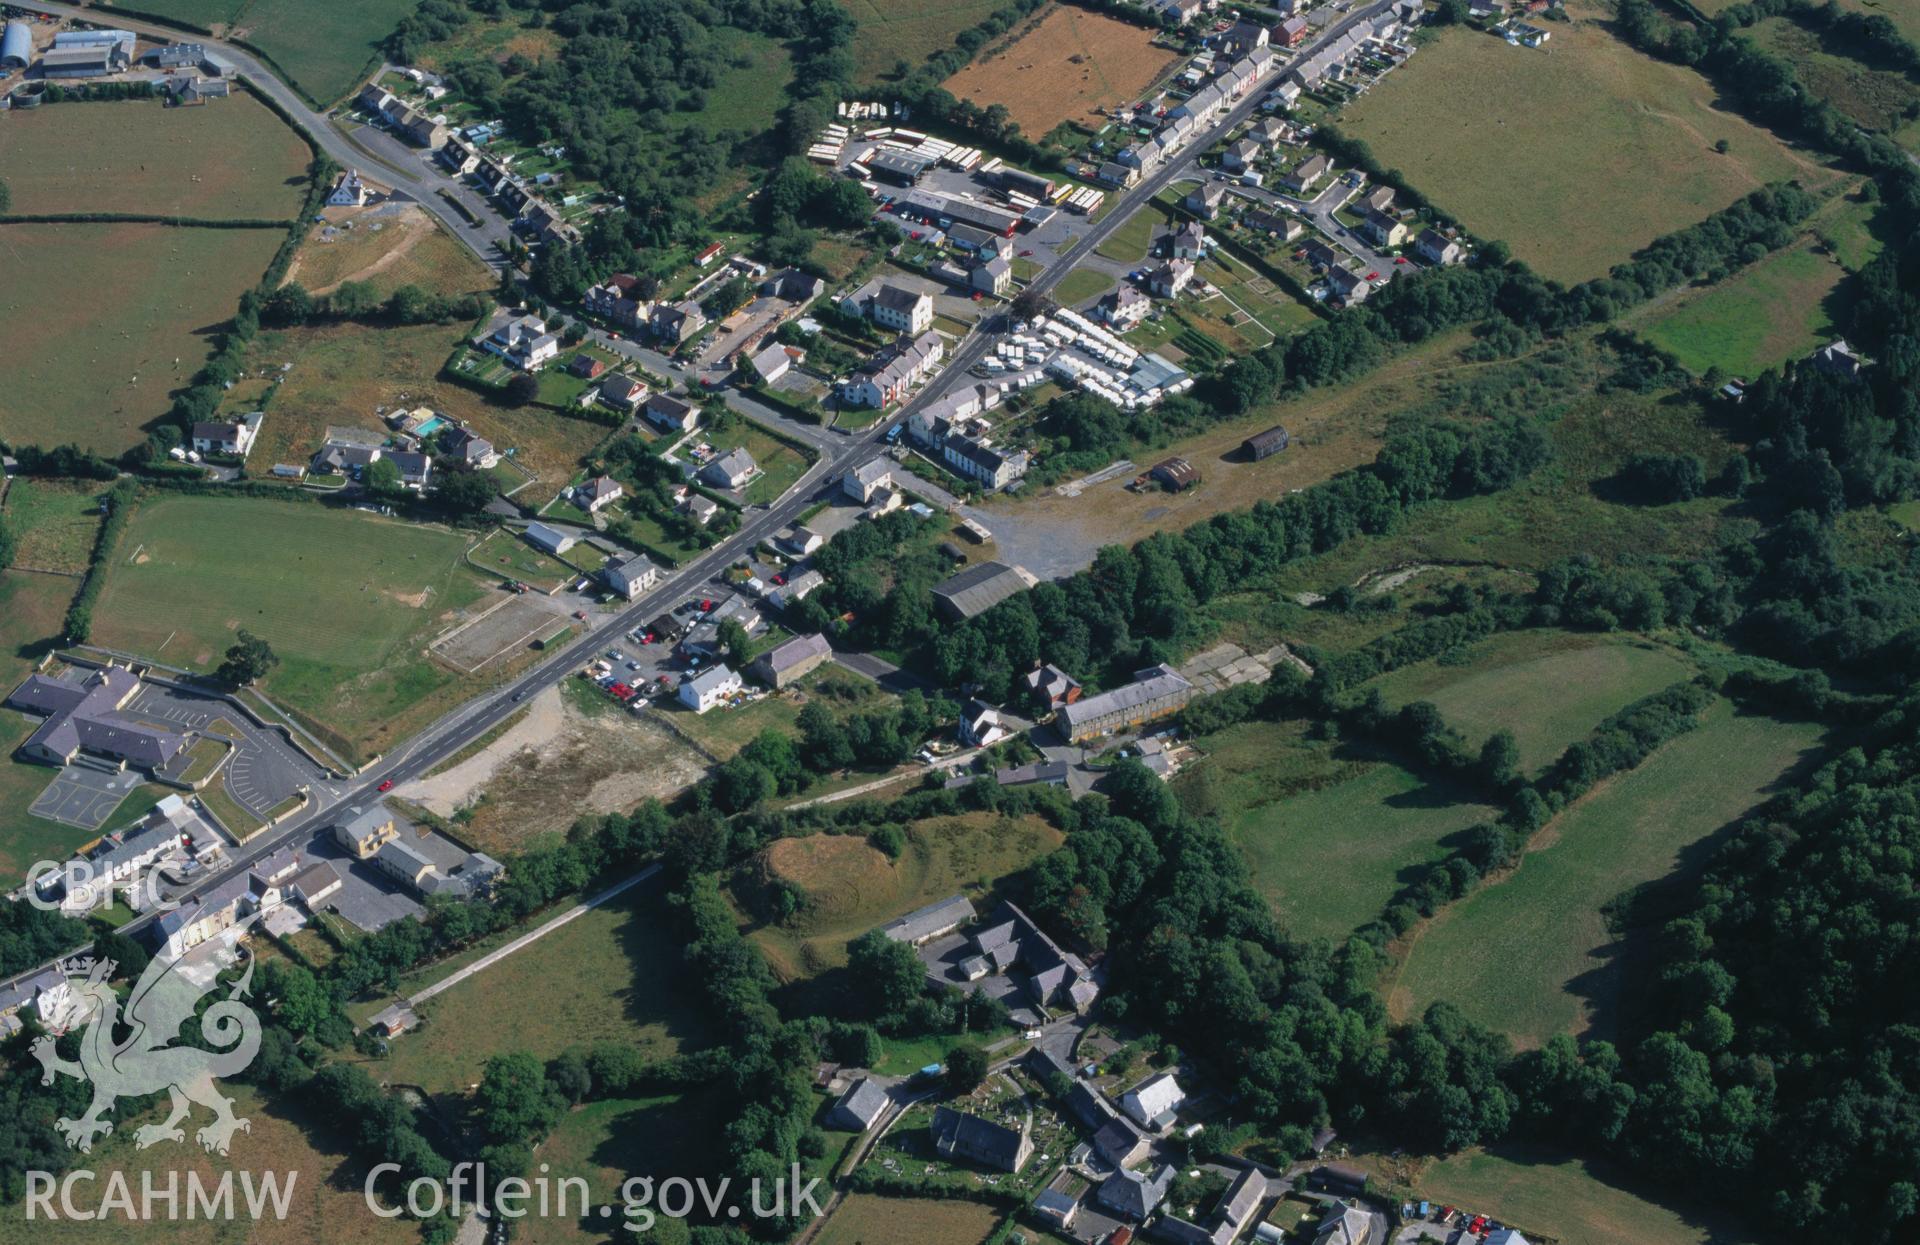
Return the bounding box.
[523,522,577,556]
[1304,1163,1369,1198]
[1243,426,1290,460]
[931,561,1037,620]
[880,894,976,945]
[1149,457,1201,491]
[1058,665,1194,743]
[750,633,832,689]
[2,22,34,67]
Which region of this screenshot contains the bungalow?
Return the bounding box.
[1098,284,1152,329]
[993,759,1070,788]
[602,552,661,601]
[678,665,742,714]
[1242,209,1303,242]
[596,373,649,415]
[700,447,758,490]
[751,633,832,689]
[643,393,700,435]
[682,493,720,526]
[746,342,794,385]
[779,526,825,557]
[760,267,825,303]
[841,457,896,504]
[524,521,577,556]
[1171,221,1207,259]
[190,411,262,458]
[479,314,559,370]
[1149,259,1194,299]
[1184,181,1228,219]
[1222,138,1263,173]
[1283,153,1332,193]
[695,241,725,267]
[1415,227,1464,267]
[573,475,624,514]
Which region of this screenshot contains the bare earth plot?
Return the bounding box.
[0,223,283,455]
[1391,702,1827,1047]
[282,202,495,299]
[1337,10,1837,284]
[942,5,1182,135]
[0,93,311,219]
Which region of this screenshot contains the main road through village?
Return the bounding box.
[0,0,1396,989]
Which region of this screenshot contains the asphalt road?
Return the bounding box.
[13,1,512,270]
[0,0,1395,989]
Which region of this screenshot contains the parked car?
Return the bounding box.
[377,779,394,792]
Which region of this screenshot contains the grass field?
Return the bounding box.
[114,0,421,105]
[941,5,1181,135]
[1638,187,1885,377]
[1338,13,1835,284]
[0,1084,419,1245]
[0,93,310,219]
[1,479,106,575]
[841,0,1011,81]
[89,494,493,763]
[1054,265,1118,305]
[1175,720,1499,943]
[1391,703,1826,1046]
[515,1089,731,1245]
[0,223,284,455]
[366,877,712,1096]
[1094,201,1163,263]
[284,204,495,299]
[239,321,609,490]
[1406,1144,1745,1245]
[1368,630,1694,774]
[814,1194,1003,1245]
[739,812,1065,986]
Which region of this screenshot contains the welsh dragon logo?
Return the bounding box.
[32,918,264,1157]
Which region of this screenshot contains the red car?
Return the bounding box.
[1394,256,1410,264]
[772,574,785,586]
[377,779,394,792]
[1367,271,1380,281]
[1468,1216,1487,1235]
[701,599,715,611]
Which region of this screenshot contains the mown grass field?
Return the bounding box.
[1176,720,1499,943]
[942,5,1181,135]
[366,878,712,1096]
[239,321,609,490]
[1392,702,1826,1046]
[0,222,284,455]
[1,479,106,575]
[1638,187,1885,377]
[0,1084,420,1245]
[89,494,492,763]
[0,93,310,218]
[122,0,420,105]
[1407,1144,1745,1245]
[1338,14,1835,283]
[814,1193,1003,1245]
[840,0,1011,81]
[738,812,1064,985]
[1368,630,1694,774]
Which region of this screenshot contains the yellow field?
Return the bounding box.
[1338,13,1835,283]
[942,5,1182,135]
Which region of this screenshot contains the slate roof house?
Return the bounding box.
[1415,227,1464,267]
[1098,1165,1174,1220]
[602,552,662,601]
[573,475,625,513]
[190,411,262,458]
[597,373,649,414]
[751,633,832,689]
[442,425,498,468]
[826,1078,890,1131]
[1024,663,1083,710]
[1120,1071,1186,1130]
[699,447,758,490]
[6,667,186,772]
[930,1105,1032,1173]
[643,393,700,434]
[1058,665,1194,743]
[1312,1202,1378,1245]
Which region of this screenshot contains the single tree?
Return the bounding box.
[216,630,278,687]
[945,1046,988,1094]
